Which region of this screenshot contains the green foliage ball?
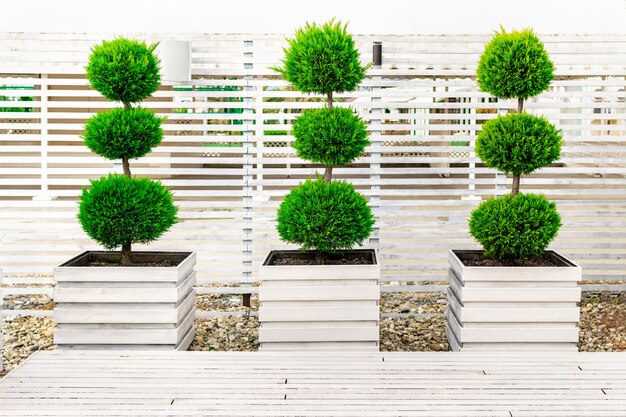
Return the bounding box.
[274,19,368,95]
[83,107,164,161]
[469,193,561,260]
[476,113,562,176]
[78,174,177,250]
[86,38,160,103]
[476,28,554,100]
[292,107,369,166]
[277,177,374,253]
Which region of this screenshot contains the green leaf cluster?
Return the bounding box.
[476,113,562,176]
[274,19,368,95]
[78,174,177,249]
[277,177,374,254]
[476,28,554,100]
[86,38,160,103]
[469,193,561,260]
[83,107,165,161]
[292,107,369,166]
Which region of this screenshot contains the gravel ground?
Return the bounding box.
[1,316,56,372]
[3,291,626,374]
[579,292,626,352]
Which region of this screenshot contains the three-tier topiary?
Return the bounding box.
[273,20,375,264]
[469,28,563,262]
[53,38,196,351]
[446,29,582,351]
[79,38,177,266]
[258,21,380,350]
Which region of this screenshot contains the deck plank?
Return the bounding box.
[1,351,626,417]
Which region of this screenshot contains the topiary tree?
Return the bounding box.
[274,20,374,264]
[79,38,177,266]
[470,28,563,261]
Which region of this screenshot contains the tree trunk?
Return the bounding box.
[120,242,132,266]
[122,157,131,177]
[517,98,524,114]
[315,251,324,265]
[324,166,333,183]
[512,175,520,197]
[324,91,334,183]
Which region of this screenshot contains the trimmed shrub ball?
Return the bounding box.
[86,38,161,103]
[274,19,367,95]
[469,193,561,260]
[277,177,374,253]
[476,113,562,176]
[476,28,554,100]
[292,107,369,166]
[78,174,177,250]
[83,107,164,161]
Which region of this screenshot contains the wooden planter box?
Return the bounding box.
[53,251,196,350]
[258,249,380,351]
[446,249,582,351]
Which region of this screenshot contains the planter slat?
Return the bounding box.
[258,285,379,301]
[54,272,195,304]
[54,290,196,324]
[54,307,195,347]
[259,326,380,343]
[259,306,380,322]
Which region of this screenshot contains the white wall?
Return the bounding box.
[5,0,626,34]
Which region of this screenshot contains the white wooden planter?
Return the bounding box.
[259,250,380,351]
[446,249,582,351]
[53,251,196,350]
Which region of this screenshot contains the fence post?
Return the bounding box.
[33,74,50,201]
[242,40,254,306]
[462,96,481,203]
[369,42,382,250]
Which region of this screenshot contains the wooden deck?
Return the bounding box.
[1,351,626,416]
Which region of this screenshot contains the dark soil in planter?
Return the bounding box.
[455,250,571,267]
[60,251,191,267]
[265,249,376,266]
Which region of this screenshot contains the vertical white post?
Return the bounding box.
[33,74,50,201]
[462,97,480,202]
[242,40,254,296]
[369,42,382,250]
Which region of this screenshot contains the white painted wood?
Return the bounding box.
[2,351,626,416]
[258,285,379,301]
[258,250,380,350]
[447,250,582,351]
[54,289,196,324]
[53,252,196,350]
